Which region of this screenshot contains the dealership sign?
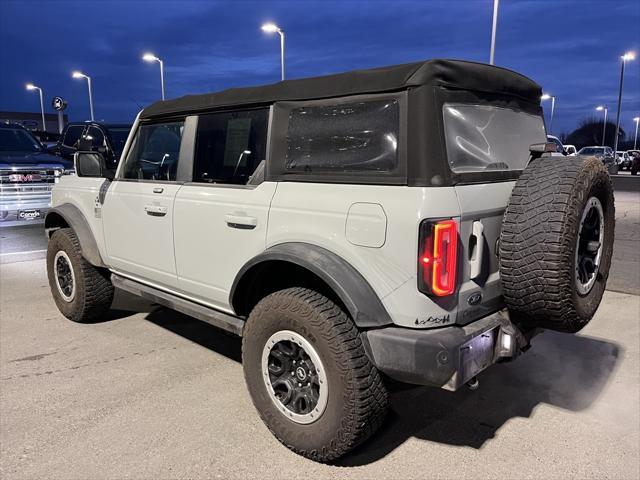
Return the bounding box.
[52,96,67,111]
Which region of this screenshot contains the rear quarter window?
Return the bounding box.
[443,103,546,173]
[285,98,399,173]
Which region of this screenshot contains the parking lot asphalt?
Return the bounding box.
[0,188,639,479]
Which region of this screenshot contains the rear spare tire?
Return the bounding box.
[499,156,614,333]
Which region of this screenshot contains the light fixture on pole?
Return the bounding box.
[613,52,635,155]
[143,53,165,100]
[596,106,608,146]
[489,0,499,65]
[26,83,46,132]
[633,117,639,150]
[72,71,94,121]
[541,93,556,134]
[261,22,285,81]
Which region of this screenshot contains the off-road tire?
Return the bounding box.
[47,228,114,322]
[242,288,388,462]
[499,156,615,333]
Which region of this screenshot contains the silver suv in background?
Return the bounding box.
[578,146,618,174]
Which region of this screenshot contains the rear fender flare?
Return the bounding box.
[230,242,392,328]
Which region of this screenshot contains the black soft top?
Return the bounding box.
[140,59,542,119]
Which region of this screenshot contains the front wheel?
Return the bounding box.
[47,228,114,322]
[242,288,388,462]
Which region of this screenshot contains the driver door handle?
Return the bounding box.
[225,214,257,229]
[144,205,168,217]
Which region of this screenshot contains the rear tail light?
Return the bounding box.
[418,219,458,296]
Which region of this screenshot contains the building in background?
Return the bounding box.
[0,111,68,133]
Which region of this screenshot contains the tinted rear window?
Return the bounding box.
[579,147,604,155]
[63,125,85,147]
[443,103,546,173]
[285,98,399,172]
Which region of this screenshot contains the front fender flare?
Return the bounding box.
[230,243,393,328]
[45,204,106,267]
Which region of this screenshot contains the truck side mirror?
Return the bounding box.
[74,152,114,180]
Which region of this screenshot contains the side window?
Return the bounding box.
[285,99,399,172]
[193,108,269,185]
[121,121,184,181]
[62,125,85,148]
[84,126,105,149]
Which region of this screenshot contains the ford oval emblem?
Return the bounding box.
[468,292,482,305]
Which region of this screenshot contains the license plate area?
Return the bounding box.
[18,209,42,220]
[457,327,498,386]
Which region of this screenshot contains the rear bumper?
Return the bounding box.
[363,310,528,390]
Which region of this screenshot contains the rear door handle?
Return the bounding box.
[225,214,257,229]
[469,220,484,280]
[144,205,168,217]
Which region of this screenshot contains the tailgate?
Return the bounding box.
[454,181,515,325]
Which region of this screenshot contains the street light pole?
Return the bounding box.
[541,94,556,134]
[159,59,165,100]
[26,84,46,131]
[613,52,635,154]
[596,106,608,146]
[261,23,285,80]
[143,53,165,100]
[72,71,94,121]
[489,0,499,65]
[279,29,286,81]
[634,117,639,150]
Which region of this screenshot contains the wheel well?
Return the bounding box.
[44,212,70,237]
[232,260,348,318]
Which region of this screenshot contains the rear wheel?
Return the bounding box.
[47,228,114,322]
[499,156,615,333]
[242,288,388,462]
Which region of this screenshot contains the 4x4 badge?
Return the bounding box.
[468,292,482,305]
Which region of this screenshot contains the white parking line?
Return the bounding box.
[0,249,47,257]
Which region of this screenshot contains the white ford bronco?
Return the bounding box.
[45,59,615,462]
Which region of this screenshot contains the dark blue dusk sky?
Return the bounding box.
[1,0,638,136]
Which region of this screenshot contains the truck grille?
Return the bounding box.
[0,169,58,184]
[0,169,57,210]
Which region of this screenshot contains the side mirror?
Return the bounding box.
[74,152,114,180]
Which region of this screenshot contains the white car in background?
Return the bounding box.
[564,144,577,156]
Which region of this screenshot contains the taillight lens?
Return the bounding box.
[418,219,458,296]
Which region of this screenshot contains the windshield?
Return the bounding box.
[0,128,43,152]
[109,127,131,157]
[579,147,604,155]
[443,103,546,173]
